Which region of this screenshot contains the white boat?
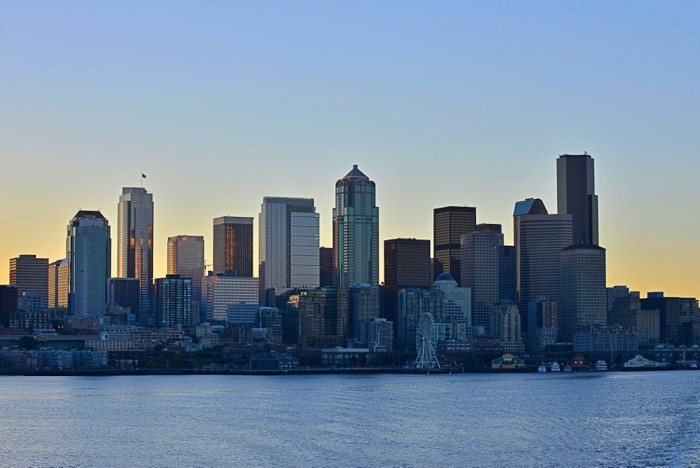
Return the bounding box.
[537,364,547,373]
[550,362,561,372]
[623,354,668,369]
[595,360,608,371]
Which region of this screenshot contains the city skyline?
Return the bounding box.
[1,2,699,298]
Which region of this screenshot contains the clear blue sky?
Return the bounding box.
[1,1,699,297]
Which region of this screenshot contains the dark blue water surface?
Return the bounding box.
[2,371,700,467]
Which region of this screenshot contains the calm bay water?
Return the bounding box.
[2,371,700,467]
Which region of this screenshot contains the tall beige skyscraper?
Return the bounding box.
[118,187,154,320]
[167,235,205,304]
[9,254,49,309]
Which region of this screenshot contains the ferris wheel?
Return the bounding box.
[415,312,439,369]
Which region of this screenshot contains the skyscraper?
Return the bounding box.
[433,206,476,284]
[333,165,379,340]
[514,199,572,337]
[155,274,192,328]
[167,235,205,304]
[213,216,253,277]
[67,210,111,317]
[319,247,334,288]
[557,153,598,246]
[0,285,18,328]
[48,259,69,309]
[118,187,154,319]
[9,254,49,310]
[560,245,607,341]
[259,197,320,299]
[384,238,432,328]
[461,224,503,336]
[333,165,379,288]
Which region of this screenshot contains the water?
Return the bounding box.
[2,371,700,467]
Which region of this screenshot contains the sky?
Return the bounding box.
[1,1,699,298]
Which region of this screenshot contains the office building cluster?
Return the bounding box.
[2,156,699,360]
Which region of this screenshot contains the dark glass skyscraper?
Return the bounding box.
[433,206,476,284]
[557,153,598,246]
[384,238,432,328]
[213,216,253,277]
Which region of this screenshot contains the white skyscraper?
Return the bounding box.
[259,197,320,299]
[118,187,154,321]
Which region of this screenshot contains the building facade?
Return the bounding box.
[259,197,320,299]
[433,206,476,284]
[204,275,259,323]
[155,274,192,329]
[9,254,49,310]
[383,238,432,328]
[461,225,503,337]
[213,216,253,277]
[167,235,204,305]
[117,187,154,319]
[560,245,607,341]
[48,259,69,310]
[333,165,379,288]
[557,153,599,246]
[67,210,111,317]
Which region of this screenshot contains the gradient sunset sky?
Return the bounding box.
[1,1,698,298]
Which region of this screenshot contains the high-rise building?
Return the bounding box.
[213,216,253,277]
[155,274,192,329]
[67,210,111,317]
[107,277,141,320]
[498,245,517,303]
[433,206,476,284]
[461,225,503,337]
[333,165,379,288]
[641,292,700,345]
[117,187,154,319]
[48,259,69,309]
[349,284,381,347]
[432,273,472,338]
[397,288,441,349]
[514,199,572,338]
[259,197,320,299]
[560,245,607,341]
[333,165,379,340]
[9,255,49,310]
[204,275,259,323]
[0,285,18,328]
[557,153,598,245]
[527,298,559,351]
[296,287,340,349]
[383,238,431,328]
[319,247,334,288]
[491,302,524,353]
[167,235,204,303]
[514,200,572,305]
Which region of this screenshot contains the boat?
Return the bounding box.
[537,364,547,373]
[550,362,561,372]
[622,354,669,370]
[595,360,608,371]
[563,364,572,372]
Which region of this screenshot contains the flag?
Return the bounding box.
[142,173,147,179]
